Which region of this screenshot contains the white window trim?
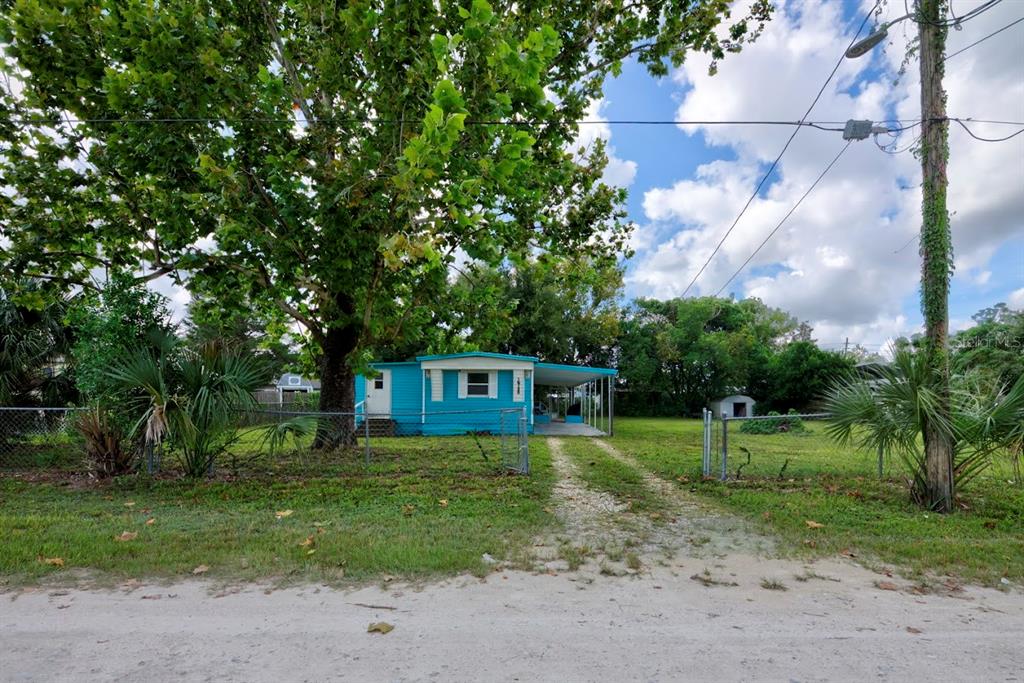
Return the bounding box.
[459,370,497,399]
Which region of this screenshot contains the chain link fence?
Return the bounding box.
[0,407,84,470]
[704,412,897,481]
[0,406,529,476]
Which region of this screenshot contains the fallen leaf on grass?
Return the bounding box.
[438,499,448,508]
[299,535,315,549]
[275,510,293,519]
[39,557,65,567]
[905,626,923,634]
[804,520,824,529]
[145,518,155,526]
[123,501,135,508]
[876,581,899,591]
[192,564,209,575]
[839,548,857,558]
[116,531,138,542]
[402,504,415,516]
[367,622,394,634]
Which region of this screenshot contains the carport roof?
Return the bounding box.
[533,362,617,387]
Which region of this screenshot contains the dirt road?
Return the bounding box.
[3,439,1022,681]
[4,561,1023,682]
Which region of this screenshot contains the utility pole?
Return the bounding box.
[846,0,957,511]
[917,0,955,512]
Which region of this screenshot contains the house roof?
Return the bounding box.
[415,351,538,362]
[533,362,617,387]
[411,352,617,387]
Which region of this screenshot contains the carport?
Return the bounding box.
[532,362,617,436]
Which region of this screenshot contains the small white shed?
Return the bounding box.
[710,394,756,419]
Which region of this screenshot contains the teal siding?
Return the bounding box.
[354,362,533,435]
[421,369,531,435]
[355,375,366,405]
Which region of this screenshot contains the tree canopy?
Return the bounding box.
[0,0,771,418]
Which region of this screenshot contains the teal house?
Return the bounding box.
[354,352,617,436]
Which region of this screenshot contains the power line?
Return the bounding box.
[951,118,1024,142]
[945,15,1024,60]
[912,0,1003,28]
[0,114,853,128]
[677,1,881,299]
[713,141,853,298]
[1,113,1018,128]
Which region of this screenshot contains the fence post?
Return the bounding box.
[364,412,371,466]
[720,417,729,481]
[701,409,709,477]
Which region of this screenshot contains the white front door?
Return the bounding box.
[365,370,391,417]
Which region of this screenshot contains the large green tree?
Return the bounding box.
[617,296,795,415]
[0,279,76,406]
[952,303,1024,390]
[437,256,623,365]
[0,0,770,427]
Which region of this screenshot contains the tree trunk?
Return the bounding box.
[918,0,955,512]
[315,324,360,449]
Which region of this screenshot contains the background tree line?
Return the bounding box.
[3,265,1023,419]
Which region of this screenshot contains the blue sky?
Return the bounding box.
[583,0,1023,351]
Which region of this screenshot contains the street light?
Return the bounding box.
[845,13,913,58]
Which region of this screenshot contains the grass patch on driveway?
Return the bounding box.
[0,439,557,586]
[558,438,668,516]
[610,417,1024,586]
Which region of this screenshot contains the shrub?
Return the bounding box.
[825,348,1024,503]
[108,341,271,477]
[739,409,807,434]
[75,408,134,477]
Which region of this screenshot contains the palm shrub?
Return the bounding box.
[108,340,270,477]
[824,348,1024,506]
[74,407,134,477]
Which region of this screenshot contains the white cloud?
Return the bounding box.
[576,99,638,188]
[626,0,1024,348]
[1009,288,1024,310]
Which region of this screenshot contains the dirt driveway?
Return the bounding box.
[3,438,1023,682]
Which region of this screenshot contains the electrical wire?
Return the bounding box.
[713,141,853,298]
[952,118,1024,142]
[0,114,864,129]
[677,1,882,299]
[911,0,1003,28]
[944,15,1024,60]
[2,113,1018,129]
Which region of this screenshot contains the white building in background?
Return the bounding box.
[709,394,756,419]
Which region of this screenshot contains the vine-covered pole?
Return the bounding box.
[918,0,955,512]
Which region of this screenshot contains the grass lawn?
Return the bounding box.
[610,417,1024,586]
[0,437,557,586]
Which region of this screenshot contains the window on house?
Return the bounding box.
[373,377,384,390]
[466,371,490,396]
